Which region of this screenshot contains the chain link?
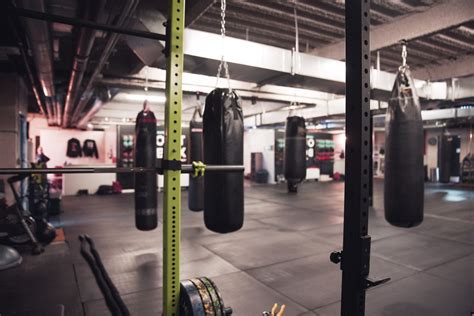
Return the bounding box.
[216,0,232,91]
[401,43,407,67]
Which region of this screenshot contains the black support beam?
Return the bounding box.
[11,7,167,41]
[341,1,372,315]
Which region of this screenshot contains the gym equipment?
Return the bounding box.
[329,3,392,316]
[4,175,44,254]
[438,134,461,183]
[284,116,307,193]
[203,88,244,233]
[384,65,424,228]
[180,277,232,316]
[6,1,243,314]
[134,103,158,231]
[79,235,130,316]
[0,244,22,271]
[35,218,57,244]
[0,202,37,245]
[188,108,204,212]
[80,235,233,316]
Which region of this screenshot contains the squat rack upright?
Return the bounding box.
[7,1,188,314]
[4,1,389,315]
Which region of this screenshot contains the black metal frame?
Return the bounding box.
[330,2,390,315]
[0,164,244,176]
[6,2,391,314]
[341,1,372,314]
[342,0,372,312]
[10,7,167,41]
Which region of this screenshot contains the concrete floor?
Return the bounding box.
[0,180,472,315]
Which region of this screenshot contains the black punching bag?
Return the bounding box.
[384,68,424,227]
[134,102,158,231]
[203,88,244,233]
[284,116,307,192]
[188,108,204,211]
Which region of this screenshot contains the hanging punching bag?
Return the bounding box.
[188,108,204,212]
[384,68,424,227]
[203,88,244,233]
[284,116,307,193]
[134,101,158,231]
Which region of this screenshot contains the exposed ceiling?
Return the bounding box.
[2,0,473,128]
[188,0,474,79]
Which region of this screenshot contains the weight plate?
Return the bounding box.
[199,277,222,316]
[190,278,215,315]
[180,280,206,316]
[203,277,227,315]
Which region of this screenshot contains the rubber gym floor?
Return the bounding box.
[0,180,472,315]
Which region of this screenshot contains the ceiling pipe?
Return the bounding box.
[8,16,47,118]
[17,0,55,97]
[62,0,107,128]
[76,87,112,129]
[44,98,55,125]
[17,0,56,125]
[55,95,63,126]
[71,0,139,128]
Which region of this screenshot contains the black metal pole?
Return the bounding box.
[0,165,245,175]
[341,1,371,315]
[10,8,167,41]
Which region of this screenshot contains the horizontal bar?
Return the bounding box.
[185,165,246,172]
[0,165,245,175]
[11,7,167,42]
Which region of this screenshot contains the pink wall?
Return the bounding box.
[40,129,106,167]
[29,116,116,167]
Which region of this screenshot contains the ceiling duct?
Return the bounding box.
[17,0,56,125]
[62,0,107,128]
[71,0,139,128]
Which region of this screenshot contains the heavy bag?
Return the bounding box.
[284,116,307,189]
[134,104,158,231]
[203,88,244,233]
[188,110,204,212]
[384,68,424,227]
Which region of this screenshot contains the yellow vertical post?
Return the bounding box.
[163,0,185,315]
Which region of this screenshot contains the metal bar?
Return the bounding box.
[163,1,185,315]
[11,7,167,41]
[341,1,371,316]
[0,165,244,175]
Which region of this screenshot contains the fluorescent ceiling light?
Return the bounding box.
[125,93,166,103]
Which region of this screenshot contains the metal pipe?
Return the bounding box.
[44,98,55,125]
[17,0,55,98]
[0,165,245,175]
[71,0,139,127]
[55,96,63,126]
[76,98,104,129]
[62,0,107,128]
[8,17,47,116]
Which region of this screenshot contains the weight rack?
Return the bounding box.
[6,1,204,315]
[2,1,390,315]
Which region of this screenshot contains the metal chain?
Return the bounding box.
[215,0,232,91]
[144,66,149,93]
[400,40,408,73]
[401,44,407,67]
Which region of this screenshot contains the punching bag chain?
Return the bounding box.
[216,0,232,92]
[401,40,408,69]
